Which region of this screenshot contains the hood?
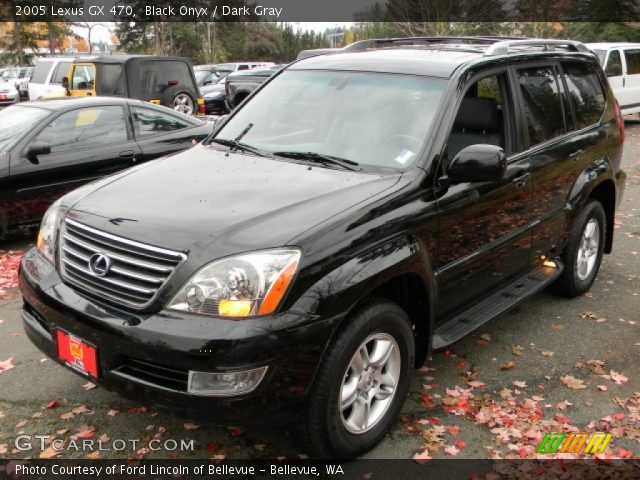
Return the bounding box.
[200,83,225,96]
[66,144,401,260]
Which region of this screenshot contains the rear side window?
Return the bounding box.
[624,49,640,75]
[51,61,71,84]
[139,61,194,96]
[131,106,192,138]
[516,66,566,147]
[31,60,53,83]
[561,62,606,130]
[100,64,125,95]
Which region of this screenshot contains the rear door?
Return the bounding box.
[9,105,141,224]
[130,105,208,162]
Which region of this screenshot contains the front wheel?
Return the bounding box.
[298,298,414,458]
[554,200,606,297]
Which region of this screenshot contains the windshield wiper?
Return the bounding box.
[210,138,271,158]
[273,151,361,171]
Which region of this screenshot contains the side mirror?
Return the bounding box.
[203,80,212,86]
[605,64,622,77]
[62,76,69,89]
[25,142,51,164]
[213,114,228,129]
[447,144,506,183]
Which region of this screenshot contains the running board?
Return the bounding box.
[432,261,564,350]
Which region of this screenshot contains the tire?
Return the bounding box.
[171,92,195,115]
[554,200,606,297]
[298,298,414,458]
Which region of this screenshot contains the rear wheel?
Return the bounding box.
[172,92,195,115]
[298,298,414,458]
[554,200,606,297]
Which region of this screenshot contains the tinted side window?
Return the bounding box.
[562,62,606,130]
[139,61,193,96]
[517,66,566,147]
[605,50,622,76]
[51,61,71,84]
[100,64,125,95]
[31,60,53,83]
[624,49,640,75]
[34,106,128,153]
[131,106,192,138]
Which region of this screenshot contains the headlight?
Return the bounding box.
[37,199,63,264]
[204,91,223,99]
[167,249,300,318]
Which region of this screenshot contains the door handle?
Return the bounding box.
[512,172,530,188]
[119,150,135,158]
[569,149,584,162]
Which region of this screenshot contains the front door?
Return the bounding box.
[435,71,533,319]
[68,63,97,97]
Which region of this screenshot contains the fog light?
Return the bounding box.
[188,367,267,396]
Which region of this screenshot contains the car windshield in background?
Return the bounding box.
[593,49,606,66]
[0,105,51,150]
[215,70,446,170]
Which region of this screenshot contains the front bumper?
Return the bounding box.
[19,248,340,422]
[204,97,227,115]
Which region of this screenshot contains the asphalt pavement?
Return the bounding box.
[0,122,638,461]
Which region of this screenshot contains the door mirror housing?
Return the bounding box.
[62,76,69,89]
[447,144,506,183]
[25,142,51,164]
[605,63,622,77]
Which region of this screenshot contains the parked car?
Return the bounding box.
[194,64,231,87]
[202,76,230,115]
[0,96,212,238]
[62,55,205,116]
[16,67,34,100]
[214,62,275,73]
[587,42,640,115]
[19,37,625,458]
[28,57,75,101]
[224,65,285,110]
[0,79,20,106]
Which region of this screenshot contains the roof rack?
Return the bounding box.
[484,39,589,56]
[341,36,526,52]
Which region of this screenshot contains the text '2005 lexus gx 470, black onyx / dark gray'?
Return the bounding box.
[20,37,626,457]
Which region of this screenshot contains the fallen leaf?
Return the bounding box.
[60,412,75,420]
[597,385,608,391]
[228,426,245,437]
[40,447,60,459]
[107,410,118,417]
[412,449,432,463]
[541,351,554,357]
[512,345,524,356]
[56,429,69,435]
[183,422,200,430]
[609,370,628,385]
[72,427,95,440]
[206,442,221,453]
[0,444,7,454]
[500,388,513,400]
[454,439,466,449]
[0,358,15,373]
[479,333,492,343]
[45,399,58,409]
[500,361,516,370]
[86,451,101,459]
[579,311,597,319]
[444,445,460,456]
[72,405,90,415]
[561,375,587,389]
[82,382,97,391]
[587,360,606,375]
[15,420,27,429]
[512,380,527,388]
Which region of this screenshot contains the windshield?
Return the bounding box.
[195,70,210,84]
[1,68,19,81]
[214,70,446,170]
[593,49,606,66]
[0,105,51,151]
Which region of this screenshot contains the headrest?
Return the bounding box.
[453,97,499,133]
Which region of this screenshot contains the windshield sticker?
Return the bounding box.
[394,149,415,165]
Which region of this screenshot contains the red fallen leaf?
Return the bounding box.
[445,425,461,436]
[554,414,572,424]
[206,442,221,453]
[0,358,15,373]
[443,349,452,357]
[609,370,628,385]
[421,395,435,409]
[71,427,95,440]
[611,413,625,421]
[455,360,466,368]
[454,439,466,449]
[228,426,245,437]
[427,416,441,425]
[412,449,432,463]
[45,399,58,409]
[617,449,633,458]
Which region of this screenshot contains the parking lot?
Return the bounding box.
[0,120,638,461]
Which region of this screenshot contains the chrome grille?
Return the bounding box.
[59,218,186,309]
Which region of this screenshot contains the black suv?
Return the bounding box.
[19,37,626,458]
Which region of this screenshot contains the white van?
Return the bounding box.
[587,43,640,115]
[28,57,75,100]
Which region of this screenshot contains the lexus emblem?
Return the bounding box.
[88,253,112,277]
